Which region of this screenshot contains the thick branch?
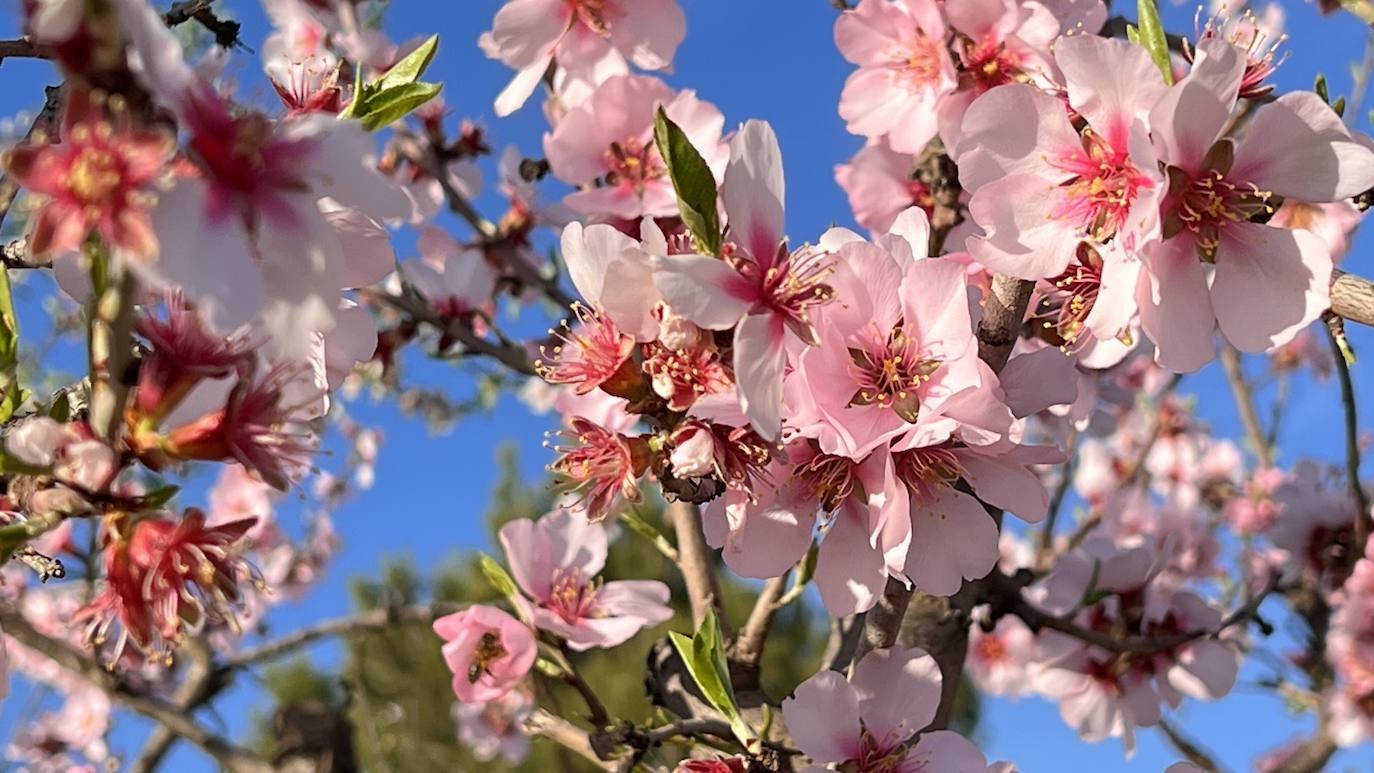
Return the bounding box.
[1332,269,1374,328]
[525,709,614,771]
[730,574,788,683]
[975,275,1034,372]
[665,500,724,629]
[0,38,54,64]
[0,608,270,773]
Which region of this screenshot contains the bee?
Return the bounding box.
[467,632,506,684]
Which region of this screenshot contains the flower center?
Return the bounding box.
[1035,243,1125,350]
[1051,129,1153,243]
[965,37,1023,93]
[571,0,611,35]
[732,243,835,345]
[974,631,1009,665]
[548,567,600,624]
[603,138,664,193]
[856,728,907,773]
[1165,164,1273,262]
[468,631,508,683]
[891,34,945,91]
[893,445,965,500]
[796,451,859,512]
[67,141,123,207]
[848,323,940,423]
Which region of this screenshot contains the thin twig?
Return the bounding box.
[525,709,614,771]
[1323,320,1370,566]
[1158,717,1224,773]
[0,607,270,772]
[1219,342,1274,467]
[0,38,54,64]
[730,574,788,670]
[368,288,536,376]
[223,602,460,668]
[1036,428,1079,570]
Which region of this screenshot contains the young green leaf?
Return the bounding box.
[653,107,722,256]
[478,553,522,607]
[668,609,760,752]
[376,34,439,92]
[1315,72,1331,103]
[357,81,444,131]
[0,267,22,424]
[1136,0,1174,86]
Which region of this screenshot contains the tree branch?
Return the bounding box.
[1158,717,1223,773]
[0,38,54,65]
[223,602,459,669]
[0,607,270,773]
[1332,269,1374,328]
[1324,320,1370,566]
[525,708,614,771]
[730,574,788,676]
[975,275,1034,373]
[1219,342,1273,467]
[665,500,724,630]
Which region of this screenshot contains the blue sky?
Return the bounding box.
[2,0,1374,770]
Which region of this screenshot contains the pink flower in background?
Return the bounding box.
[834,0,956,154]
[453,688,532,764]
[1140,38,1374,371]
[404,233,497,319]
[835,140,934,234]
[2,85,172,258]
[480,0,686,116]
[434,605,536,703]
[545,75,725,221]
[498,510,672,650]
[782,646,989,772]
[967,611,1038,697]
[653,120,835,438]
[1269,199,1363,264]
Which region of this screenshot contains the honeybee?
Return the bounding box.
[467,632,506,684]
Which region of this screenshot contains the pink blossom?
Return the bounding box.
[834,0,956,154]
[545,75,725,220]
[1140,39,1374,371]
[434,605,537,704]
[653,120,836,438]
[113,0,409,357]
[781,646,989,772]
[5,417,116,492]
[549,417,649,520]
[498,509,672,650]
[561,220,663,341]
[480,0,685,116]
[2,85,173,258]
[453,688,532,764]
[1269,199,1363,265]
[404,236,497,319]
[955,35,1166,286]
[967,611,1038,697]
[835,139,935,234]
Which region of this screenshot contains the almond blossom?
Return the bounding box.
[434,605,537,704]
[1140,38,1374,370]
[497,509,672,650]
[2,85,172,258]
[835,139,935,234]
[545,75,726,221]
[781,646,990,772]
[834,0,957,154]
[480,0,686,116]
[653,120,835,438]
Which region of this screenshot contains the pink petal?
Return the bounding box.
[904,730,989,773]
[965,175,1080,280]
[1137,237,1216,372]
[905,488,999,595]
[652,253,754,329]
[781,671,862,764]
[996,347,1077,418]
[609,0,686,71]
[562,222,661,339]
[722,120,786,266]
[494,56,553,117]
[1168,639,1238,699]
[733,312,787,439]
[852,646,941,742]
[955,447,1056,523]
[498,517,553,601]
[1231,92,1374,202]
[1147,38,1243,171]
[815,504,888,616]
[484,0,569,68]
[721,483,814,578]
[954,84,1075,192]
[1212,223,1331,354]
[1055,35,1166,144]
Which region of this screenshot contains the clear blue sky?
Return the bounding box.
[1,0,1373,770]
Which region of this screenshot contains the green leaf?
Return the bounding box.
[376,34,439,92]
[357,81,443,131]
[1315,73,1331,104]
[1136,0,1173,86]
[339,62,365,119]
[0,267,22,424]
[653,107,722,256]
[1125,24,1140,45]
[669,609,759,752]
[794,541,818,588]
[1332,95,1347,118]
[478,553,525,614]
[140,484,181,510]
